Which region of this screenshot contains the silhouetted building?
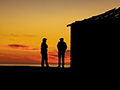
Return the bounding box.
[67,7,120,69]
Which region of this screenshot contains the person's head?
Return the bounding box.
[43,38,47,42]
[60,38,64,42]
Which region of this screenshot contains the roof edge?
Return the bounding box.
[67,7,120,27]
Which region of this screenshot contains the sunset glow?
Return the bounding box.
[0,0,120,65]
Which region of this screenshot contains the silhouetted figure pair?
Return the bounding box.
[41,38,67,68]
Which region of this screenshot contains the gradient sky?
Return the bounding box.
[0,0,120,64]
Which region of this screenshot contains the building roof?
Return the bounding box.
[67,7,120,27]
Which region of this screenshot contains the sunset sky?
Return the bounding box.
[0,0,120,65]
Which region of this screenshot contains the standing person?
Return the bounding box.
[41,38,49,67]
[57,38,67,68]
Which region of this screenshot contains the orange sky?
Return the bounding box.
[0,0,120,64]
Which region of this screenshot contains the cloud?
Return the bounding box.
[65,50,71,56]
[0,49,70,64]
[50,54,58,57]
[27,56,40,61]
[0,38,3,40]
[0,50,40,64]
[0,54,40,64]
[8,44,29,49]
[8,44,39,51]
[47,50,71,64]
[32,48,39,50]
[0,53,4,56]
[11,34,35,37]
[9,39,16,41]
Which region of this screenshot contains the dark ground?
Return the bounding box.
[0,66,73,85]
[0,66,71,73]
[0,66,116,88]
[0,66,72,78]
[0,66,73,88]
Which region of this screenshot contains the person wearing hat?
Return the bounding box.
[41,38,49,67]
[57,38,67,68]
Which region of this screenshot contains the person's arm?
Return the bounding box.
[41,43,43,54]
[46,44,48,48]
[65,43,67,51]
[57,42,59,50]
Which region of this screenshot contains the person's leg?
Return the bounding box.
[41,54,44,67]
[45,53,49,67]
[58,52,61,67]
[62,52,65,68]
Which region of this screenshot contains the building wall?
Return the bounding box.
[70,20,119,70]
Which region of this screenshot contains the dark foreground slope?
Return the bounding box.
[0,66,73,83]
[0,66,72,77]
[0,66,73,88]
[0,66,71,73]
[0,66,117,89]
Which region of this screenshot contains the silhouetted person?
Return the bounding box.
[41,38,49,67]
[57,38,67,68]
